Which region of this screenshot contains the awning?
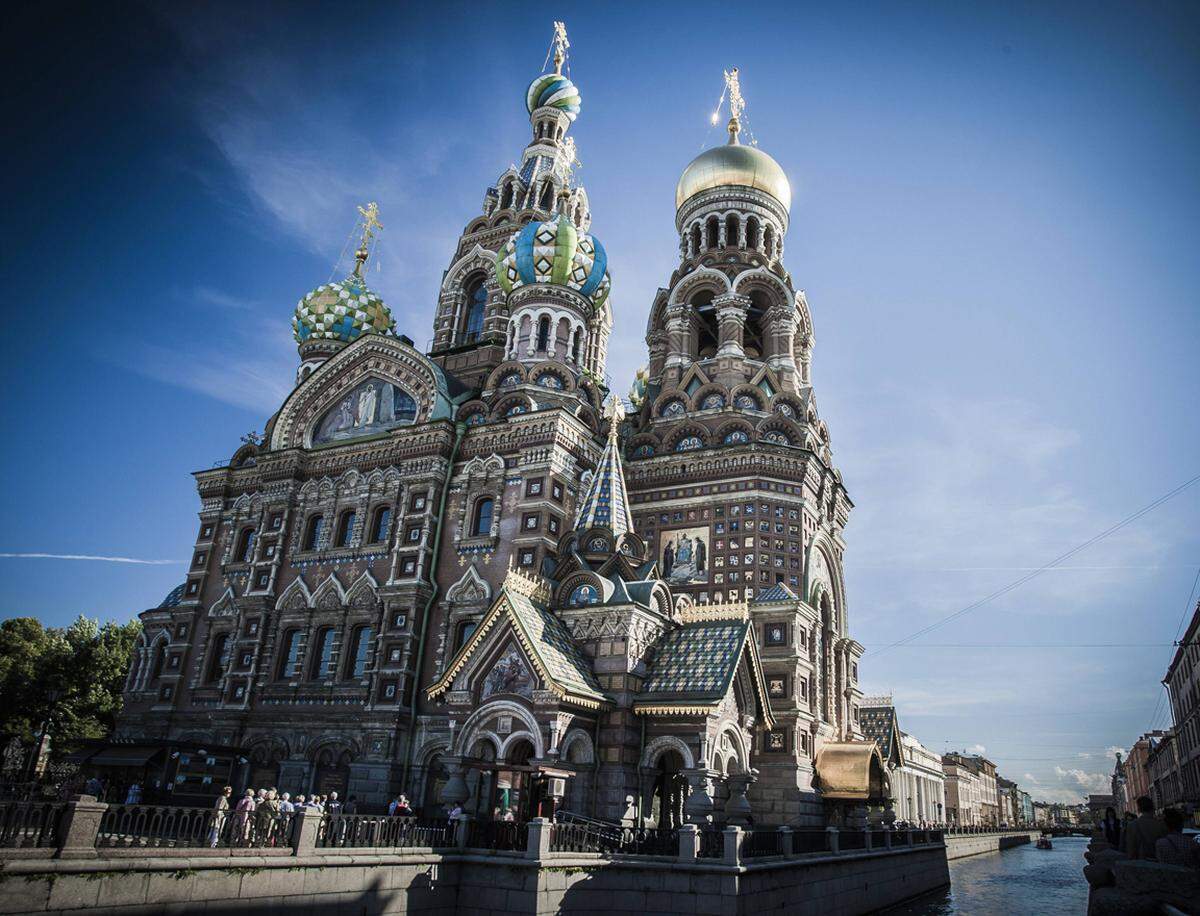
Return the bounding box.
[814,742,888,801]
[63,747,100,766]
[86,746,164,768]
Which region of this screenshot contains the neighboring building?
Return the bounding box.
[1165,600,1200,817]
[1117,733,1167,814]
[1032,801,1051,826]
[995,776,1016,826]
[942,756,983,826]
[1087,793,1116,823]
[1147,731,1183,811]
[1018,789,1034,826]
[859,696,946,824]
[101,35,875,827]
[943,753,998,826]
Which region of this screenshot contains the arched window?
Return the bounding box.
[462,276,487,343]
[692,290,719,359]
[151,642,166,681]
[500,181,514,210]
[304,515,325,551]
[472,498,494,537]
[705,216,719,250]
[310,628,335,680]
[236,527,255,563]
[744,290,769,359]
[539,182,554,211]
[370,506,391,543]
[571,329,581,363]
[763,224,776,258]
[278,630,302,680]
[346,626,373,679]
[725,214,739,248]
[746,217,761,251]
[569,583,599,606]
[690,224,702,256]
[536,315,551,351]
[206,633,229,684]
[336,510,356,548]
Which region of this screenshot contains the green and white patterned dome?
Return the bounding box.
[494,214,610,311]
[293,272,394,345]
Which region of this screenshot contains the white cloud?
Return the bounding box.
[1054,766,1110,794]
[968,743,986,754]
[1023,773,1039,784]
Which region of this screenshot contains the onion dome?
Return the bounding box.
[495,214,610,310]
[676,142,791,211]
[292,272,394,344]
[526,73,581,121]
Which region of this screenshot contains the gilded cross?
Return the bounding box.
[357,201,383,246]
[553,21,569,75]
[724,68,744,121]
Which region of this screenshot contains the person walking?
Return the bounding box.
[1102,806,1122,849]
[1155,809,1200,868]
[1124,796,1168,860]
[209,785,233,847]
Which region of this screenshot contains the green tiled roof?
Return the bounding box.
[504,591,609,703]
[639,620,750,702]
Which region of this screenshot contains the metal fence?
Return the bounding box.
[315,815,453,850]
[96,804,295,849]
[465,818,526,852]
[0,801,64,848]
[740,829,783,858]
[698,826,725,859]
[547,822,677,856]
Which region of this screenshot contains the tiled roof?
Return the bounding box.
[500,591,609,703]
[753,584,799,603]
[859,704,900,763]
[158,584,186,608]
[640,620,750,701]
[575,423,632,536]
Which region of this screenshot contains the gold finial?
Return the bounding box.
[603,395,626,440]
[353,202,383,276]
[724,68,744,144]
[552,21,569,76]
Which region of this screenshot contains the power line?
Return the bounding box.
[880,642,1174,649]
[864,474,1200,658]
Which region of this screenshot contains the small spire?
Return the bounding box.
[353,202,383,276]
[552,21,569,76]
[574,396,632,536]
[556,187,572,218]
[724,67,744,145]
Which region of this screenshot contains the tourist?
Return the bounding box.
[279,792,294,814]
[1102,806,1121,849]
[327,791,342,815]
[255,788,281,844]
[233,788,257,845]
[294,794,306,810]
[388,795,400,816]
[501,807,515,823]
[1154,809,1200,868]
[448,803,463,825]
[209,785,233,847]
[124,783,142,805]
[1124,796,1168,860]
[396,794,412,817]
[343,795,358,815]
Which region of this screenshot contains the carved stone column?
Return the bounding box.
[714,293,749,358]
[663,304,693,380]
[766,306,798,381]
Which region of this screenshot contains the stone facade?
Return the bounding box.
[1165,599,1200,817]
[111,34,869,828]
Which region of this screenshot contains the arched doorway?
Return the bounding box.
[248,744,284,791]
[495,739,535,821]
[421,754,447,817]
[466,739,497,819]
[312,747,352,798]
[650,751,686,829]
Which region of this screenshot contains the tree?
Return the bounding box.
[0,616,141,750]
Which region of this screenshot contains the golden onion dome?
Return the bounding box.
[675,141,791,212]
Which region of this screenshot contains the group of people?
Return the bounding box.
[208,786,361,847]
[1101,796,1200,868]
[387,794,414,816]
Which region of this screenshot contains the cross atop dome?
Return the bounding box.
[724,67,744,144]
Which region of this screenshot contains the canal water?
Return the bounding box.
[888,835,1090,915]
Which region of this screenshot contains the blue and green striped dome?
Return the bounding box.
[293,273,394,345]
[526,73,581,121]
[495,215,610,310]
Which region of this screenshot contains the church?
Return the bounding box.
[109,25,883,828]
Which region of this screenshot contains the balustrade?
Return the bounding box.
[315,814,453,850]
[95,804,295,849]
[0,801,64,848]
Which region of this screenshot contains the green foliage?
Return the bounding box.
[0,616,141,747]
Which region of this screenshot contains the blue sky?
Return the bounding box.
[2,0,1197,803]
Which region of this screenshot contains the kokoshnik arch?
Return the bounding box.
[109,26,879,828]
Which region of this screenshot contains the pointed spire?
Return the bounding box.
[574,397,631,536]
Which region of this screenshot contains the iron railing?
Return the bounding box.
[316,815,453,850]
[698,826,724,859]
[792,828,829,854]
[740,829,783,858]
[95,804,295,849]
[0,801,64,848]
[466,818,526,852]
